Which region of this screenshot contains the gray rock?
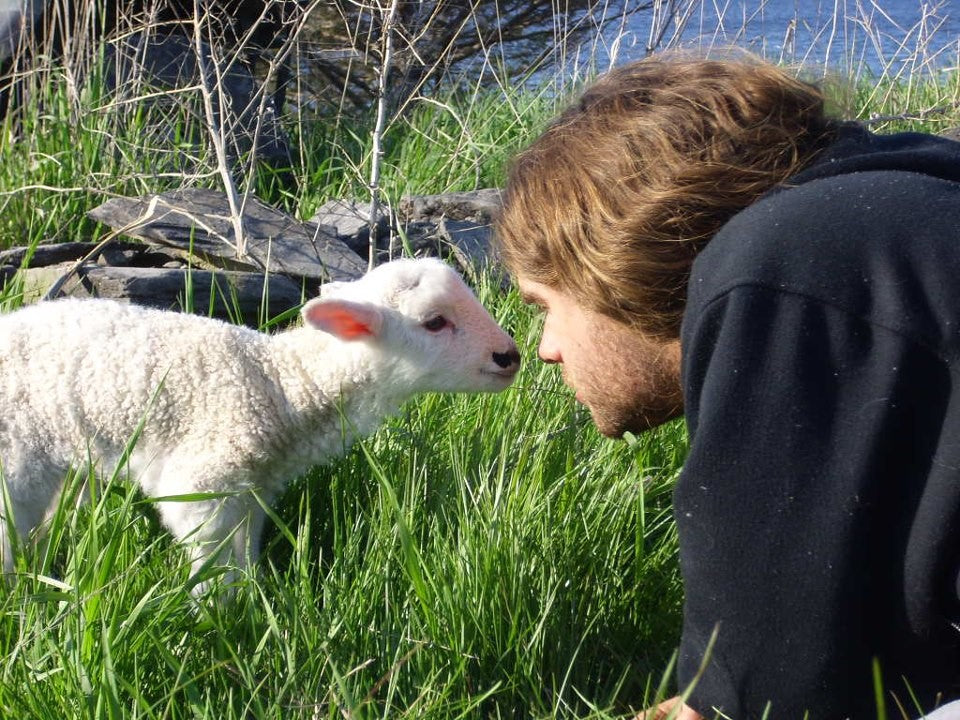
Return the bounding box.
[395,189,504,276]
[87,188,366,283]
[399,189,503,224]
[20,262,302,326]
[435,218,497,281]
[308,198,389,257]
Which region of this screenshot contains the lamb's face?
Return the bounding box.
[305,258,520,394]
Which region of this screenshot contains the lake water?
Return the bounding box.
[606,0,960,78]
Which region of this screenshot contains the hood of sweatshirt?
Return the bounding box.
[789,122,960,186]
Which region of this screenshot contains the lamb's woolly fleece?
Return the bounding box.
[0,257,519,596]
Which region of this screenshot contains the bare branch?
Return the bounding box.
[367,0,400,271]
[192,0,246,259]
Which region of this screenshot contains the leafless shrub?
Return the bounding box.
[0,1,698,190]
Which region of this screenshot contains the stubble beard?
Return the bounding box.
[575,333,684,438]
[584,376,683,437]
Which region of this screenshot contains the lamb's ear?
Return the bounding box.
[301,298,383,340]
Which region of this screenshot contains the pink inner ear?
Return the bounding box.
[326,309,374,338]
[304,302,376,339]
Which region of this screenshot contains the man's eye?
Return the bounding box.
[423,316,448,332]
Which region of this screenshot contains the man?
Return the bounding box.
[495,54,960,719]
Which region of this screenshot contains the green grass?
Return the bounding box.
[1,46,957,252]
[847,67,960,134]
[0,60,562,255]
[0,281,687,718]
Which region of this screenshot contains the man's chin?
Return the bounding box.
[588,404,681,438]
[585,405,631,438]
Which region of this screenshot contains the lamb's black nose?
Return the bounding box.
[493,349,521,369]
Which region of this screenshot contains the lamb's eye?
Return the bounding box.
[422,315,448,332]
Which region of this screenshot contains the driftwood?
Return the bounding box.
[87,188,366,283]
[2,238,304,326]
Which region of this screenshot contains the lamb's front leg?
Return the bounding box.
[155,489,265,599]
[0,452,70,574]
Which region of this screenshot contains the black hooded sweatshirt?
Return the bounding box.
[676,125,960,720]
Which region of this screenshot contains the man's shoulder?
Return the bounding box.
[694,168,960,292]
[708,168,957,269]
[687,169,960,355]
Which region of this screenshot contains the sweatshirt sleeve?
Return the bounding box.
[676,283,960,720]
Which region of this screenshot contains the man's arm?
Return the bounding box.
[677,283,958,717]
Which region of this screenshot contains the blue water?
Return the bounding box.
[607,0,960,77]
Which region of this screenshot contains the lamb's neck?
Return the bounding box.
[270,326,412,437]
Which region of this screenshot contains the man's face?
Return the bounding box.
[518,276,684,438]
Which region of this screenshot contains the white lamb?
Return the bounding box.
[0,257,520,595]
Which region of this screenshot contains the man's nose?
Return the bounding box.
[537,333,561,364]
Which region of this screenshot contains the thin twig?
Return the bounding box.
[367,0,400,271]
[192,0,246,260]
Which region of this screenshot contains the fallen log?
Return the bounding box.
[15,263,304,326]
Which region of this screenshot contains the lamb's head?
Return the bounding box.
[302,258,520,393]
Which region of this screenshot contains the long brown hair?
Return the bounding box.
[495,54,840,340]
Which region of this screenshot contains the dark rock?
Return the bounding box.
[130,248,189,268]
[97,246,145,267]
[87,188,366,283]
[0,241,108,268]
[394,220,445,257]
[21,263,302,327]
[399,189,502,224]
